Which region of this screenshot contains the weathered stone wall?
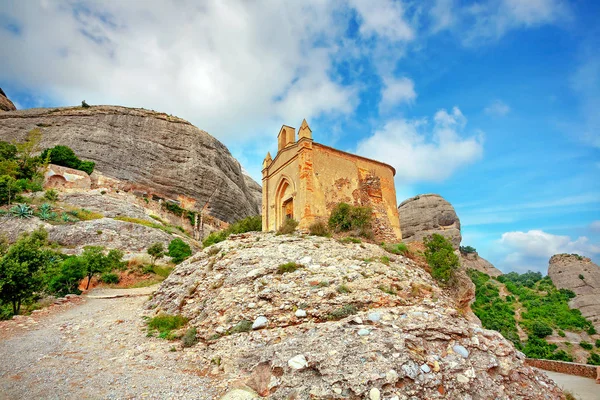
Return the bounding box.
[525,358,598,379]
[44,164,91,190]
[262,135,401,242]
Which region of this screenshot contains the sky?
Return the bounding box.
[1,0,599,274]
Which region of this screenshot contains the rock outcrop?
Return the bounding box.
[398,194,461,249]
[0,88,16,112]
[147,233,563,399]
[0,106,260,223]
[460,251,503,277]
[548,254,600,331]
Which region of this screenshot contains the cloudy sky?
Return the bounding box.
[1,0,599,274]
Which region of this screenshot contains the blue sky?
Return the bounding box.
[1,0,598,274]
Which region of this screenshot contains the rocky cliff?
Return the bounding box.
[460,251,503,277]
[147,233,563,399]
[0,88,16,112]
[548,254,600,332]
[398,194,462,249]
[0,105,260,223]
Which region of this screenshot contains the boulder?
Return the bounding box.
[398,194,461,249]
[44,164,91,190]
[460,251,503,277]
[146,232,563,399]
[0,106,260,223]
[548,253,600,332]
[0,88,16,112]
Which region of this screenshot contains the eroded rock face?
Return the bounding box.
[0,88,16,112]
[460,252,503,277]
[548,254,600,331]
[0,106,260,223]
[398,194,461,249]
[147,233,562,399]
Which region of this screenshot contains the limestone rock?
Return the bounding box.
[0,88,16,112]
[44,164,91,190]
[398,194,461,249]
[0,106,260,223]
[146,232,563,399]
[460,251,502,277]
[548,253,600,331]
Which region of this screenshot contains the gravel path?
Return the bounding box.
[0,286,217,400]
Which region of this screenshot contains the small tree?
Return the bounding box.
[147,242,164,266]
[0,175,21,205]
[424,233,459,285]
[80,246,124,289]
[168,238,192,264]
[48,256,86,296]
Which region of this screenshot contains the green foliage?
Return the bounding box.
[383,242,409,256]
[327,304,358,320]
[0,160,19,177]
[0,141,17,161]
[578,274,584,280]
[0,175,21,205]
[80,246,124,289]
[378,285,397,295]
[277,262,302,274]
[459,245,477,254]
[596,339,600,348]
[580,341,593,350]
[10,203,33,219]
[276,218,299,235]
[308,221,330,237]
[588,353,600,366]
[230,320,253,334]
[341,237,361,244]
[328,203,373,236]
[424,234,459,285]
[147,242,164,266]
[40,145,95,175]
[113,216,180,234]
[47,256,85,296]
[336,284,351,294]
[0,228,53,314]
[168,238,192,264]
[181,327,198,347]
[36,203,57,221]
[147,313,188,338]
[202,215,262,247]
[531,321,553,338]
[15,177,43,192]
[380,256,390,265]
[100,272,119,284]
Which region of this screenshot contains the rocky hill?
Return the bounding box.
[147,233,562,399]
[0,88,16,112]
[0,105,260,223]
[548,254,600,332]
[460,251,503,278]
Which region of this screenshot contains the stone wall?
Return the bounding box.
[525,358,598,379]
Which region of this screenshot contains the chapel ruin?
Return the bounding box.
[261,120,402,242]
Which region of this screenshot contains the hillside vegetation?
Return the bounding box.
[468,269,600,365]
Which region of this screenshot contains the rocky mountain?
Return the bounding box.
[147,233,562,399]
[398,194,462,249]
[0,88,16,112]
[460,251,503,277]
[548,253,600,332]
[0,105,260,223]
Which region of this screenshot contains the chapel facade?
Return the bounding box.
[261,120,402,242]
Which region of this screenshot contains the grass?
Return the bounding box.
[181,327,198,347]
[336,284,351,294]
[152,265,174,278]
[113,216,182,235]
[147,313,188,339]
[64,207,103,221]
[229,320,253,334]
[277,262,303,274]
[378,285,397,295]
[317,281,330,287]
[340,237,361,244]
[383,243,409,256]
[327,304,358,320]
[380,256,391,265]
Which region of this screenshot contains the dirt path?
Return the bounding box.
[0,286,217,400]
[542,370,599,400]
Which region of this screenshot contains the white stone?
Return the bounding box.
[252,316,268,330]
[420,364,431,373]
[247,302,256,309]
[385,369,398,383]
[295,309,307,318]
[456,374,469,383]
[357,328,370,336]
[299,256,312,265]
[288,354,308,370]
[353,317,363,324]
[369,388,381,400]
[220,388,259,400]
[367,312,381,322]
[333,388,342,395]
[453,344,469,358]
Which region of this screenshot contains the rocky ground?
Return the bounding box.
[0,286,216,400]
[148,232,565,399]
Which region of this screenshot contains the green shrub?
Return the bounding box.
[147,313,188,337]
[10,203,33,218]
[341,237,361,244]
[380,256,390,265]
[336,284,351,294]
[531,321,553,338]
[579,274,584,280]
[277,218,299,235]
[168,238,192,264]
[77,160,95,175]
[0,175,21,205]
[202,215,262,247]
[328,203,372,235]
[588,352,600,366]
[147,242,164,266]
[44,189,59,202]
[383,242,409,256]
[100,272,119,284]
[558,330,566,337]
[327,304,358,320]
[230,320,253,334]
[181,327,197,347]
[595,339,600,348]
[48,256,85,296]
[459,245,477,254]
[424,234,459,285]
[277,262,302,274]
[308,221,330,237]
[0,141,17,160]
[580,341,593,350]
[40,145,95,175]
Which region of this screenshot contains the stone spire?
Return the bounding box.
[298,119,312,140]
[262,151,272,170]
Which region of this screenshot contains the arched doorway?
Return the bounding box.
[275,177,294,229]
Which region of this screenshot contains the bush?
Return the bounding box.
[596,339,600,348]
[10,203,34,219]
[0,175,21,205]
[181,327,198,347]
[460,245,477,254]
[277,262,302,274]
[531,321,553,338]
[327,304,358,320]
[147,313,188,338]
[230,320,253,334]
[100,272,119,284]
[48,256,85,296]
[579,274,584,280]
[588,353,600,366]
[40,145,95,175]
[168,238,192,264]
[328,203,372,234]
[308,221,330,237]
[44,189,59,202]
[424,234,459,284]
[277,218,298,235]
[337,284,351,294]
[383,242,409,256]
[202,215,262,247]
[77,160,95,175]
[580,341,593,350]
[147,242,164,266]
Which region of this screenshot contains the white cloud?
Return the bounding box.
[569,53,600,148]
[349,0,414,42]
[496,229,600,272]
[590,221,600,232]
[356,106,484,183]
[484,99,510,116]
[429,0,455,33]
[380,76,416,110]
